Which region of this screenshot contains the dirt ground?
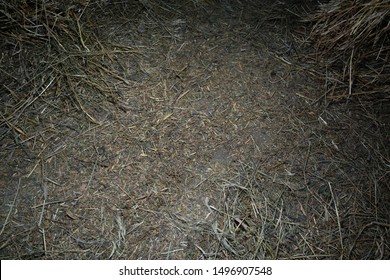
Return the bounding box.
[0,0,389,259]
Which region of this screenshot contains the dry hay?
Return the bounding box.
[1,0,389,260]
[0,0,136,126]
[305,0,390,99]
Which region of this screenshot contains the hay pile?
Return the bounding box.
[0,0,128,138]
[307,0,390,99]
[1,0,389,260]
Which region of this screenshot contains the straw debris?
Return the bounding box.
[306,0,390,99]
[0,0,389,260]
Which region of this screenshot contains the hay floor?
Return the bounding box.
[0,0,389,259]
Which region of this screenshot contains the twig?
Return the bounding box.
[328,182,343,259]
[0,178,21,236]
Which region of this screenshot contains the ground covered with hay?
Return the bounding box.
[0,0,389,259]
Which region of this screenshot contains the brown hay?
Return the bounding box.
[0,1,139,139]
[305,0,390,99]
[1,0,389,260]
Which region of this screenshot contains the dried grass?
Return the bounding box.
[305,0,390,99]
[0,0,389,260]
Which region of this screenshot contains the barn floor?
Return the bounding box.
[0,0,389,259]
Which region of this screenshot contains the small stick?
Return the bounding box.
[0,178,21,236]
[328,182,344,259]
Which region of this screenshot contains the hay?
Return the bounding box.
[0,0,133,135]
[0,0,389,260]
[306,0,390,99]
